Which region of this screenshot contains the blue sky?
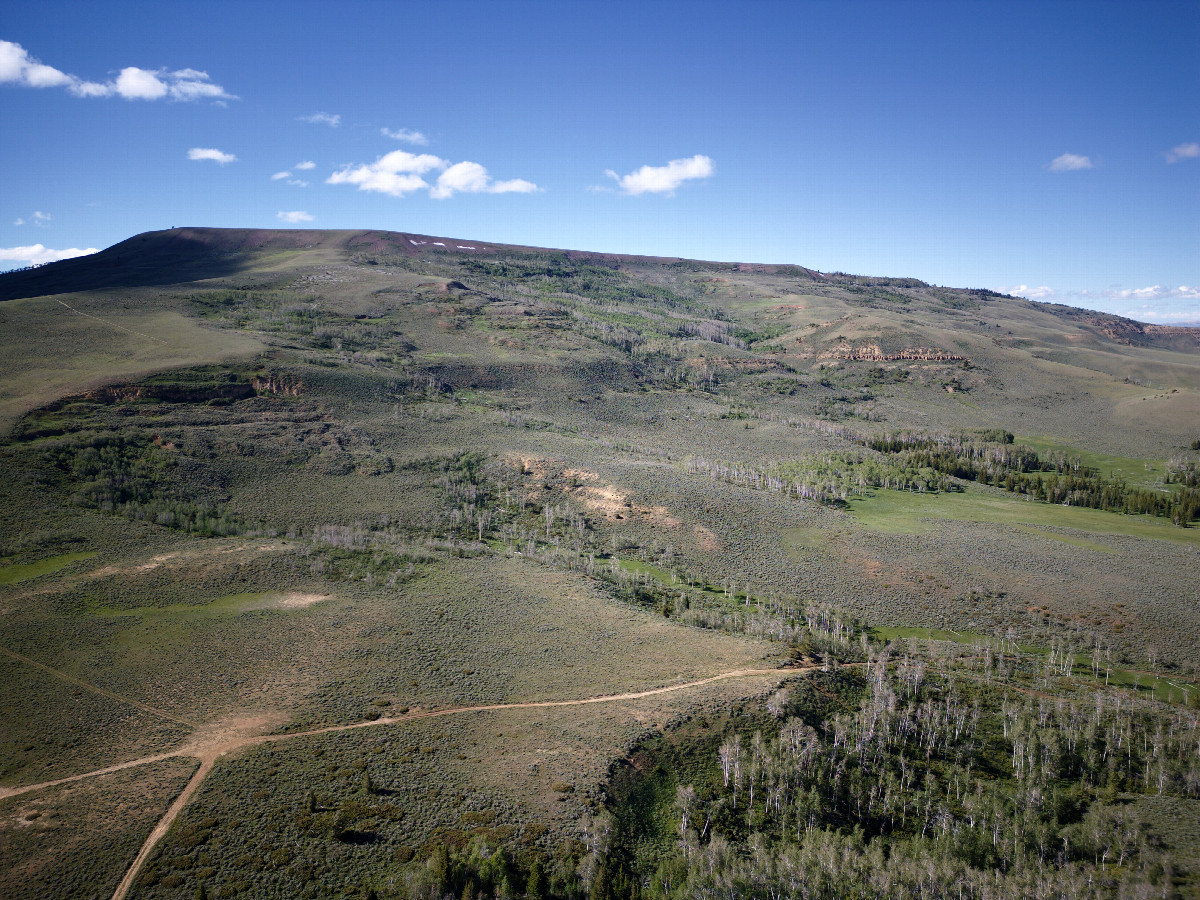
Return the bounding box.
[2,0,1197,324]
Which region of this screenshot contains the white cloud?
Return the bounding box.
[0,41,234,102]
[0,244,99,266]
[328,150,446,196]
[294,160,315,170]
[188,147,236,164]
[114,66,167,100]
[299,112,340,126]
[0,40,72,88]
[13,211,51,227]
[381,127,429,145]
[70,80,113,98]
[277,211,314,223]
[490,177,539,194]
[1110,284,1200,301]
[1048,153,1093,172]
[604,154,715,195]
[1166,142,1200,163]
[1002,284,1057,300]
[1005,283,1200,306]
[273,167,309,185]
[328,151,538,199]
[430,162,489,199]
[1100,286,1200,325]
[164,72,230,102]
[431,161,539,199]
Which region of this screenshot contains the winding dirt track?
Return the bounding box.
[2,662,815,900]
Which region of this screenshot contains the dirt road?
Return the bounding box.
[0,654,817,900]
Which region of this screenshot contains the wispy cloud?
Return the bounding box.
[0,244,99,267]
[1110,284,1200,302]
[274,164,310,185]
[328,151,538,199]
[188,147,236,164]
[999,283,1200,324]
[13,211,51,227]
[1166,142,1200,163]
[1048,153,1093,172]
[277,211,314,223]
[0,40,234,101]
[298,112,340,127]
[1103,286,1200,325]
[77,67,233,101]
[294,161,315,170]
[381,127,428,145]
[604,155,715,195]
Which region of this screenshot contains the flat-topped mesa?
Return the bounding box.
[1,228,1194,345]
[0,227,824,303]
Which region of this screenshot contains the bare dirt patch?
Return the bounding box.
[274,591,329,609]
[693,525,721,552]
[509,458,681,526]
[176,710,290,761]
[86,540,287,580]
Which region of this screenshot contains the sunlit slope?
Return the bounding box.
[0,292,265,432]
[1,226,1196,455]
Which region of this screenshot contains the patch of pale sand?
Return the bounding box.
[275,592,329,609]
[232,591,330,612]
[86,541,288,579]
[87,554,176,578]
[504,457,681,526]
[506,453,555,479]
[562,468,598,483]
[177,711,290,760]
[693,525,721,552]
[135,553,179,572]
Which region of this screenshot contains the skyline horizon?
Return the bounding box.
[2,1,1196,326]
[4,221,1198,327]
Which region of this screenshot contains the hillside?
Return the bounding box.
[1,228,1198,900]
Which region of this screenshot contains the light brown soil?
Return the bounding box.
[45,664,813,900]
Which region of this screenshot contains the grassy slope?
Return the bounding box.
[0,291,264,431]
[0,228,1197,898]
[846,486,1200,545]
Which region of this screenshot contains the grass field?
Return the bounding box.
[1017,433,1170,488]
[0,292,264,431]
[846,485,1200,545]
[0,551,96,585]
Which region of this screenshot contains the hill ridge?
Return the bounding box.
[0,228,1196,345]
